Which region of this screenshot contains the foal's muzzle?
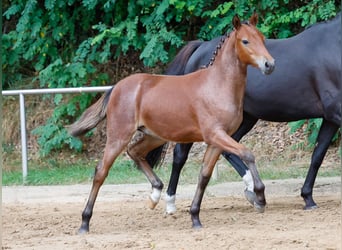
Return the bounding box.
[261,58,275,75]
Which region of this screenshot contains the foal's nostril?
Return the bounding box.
[263,60,275,75]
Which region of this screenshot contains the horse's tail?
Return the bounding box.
[165,40,203,75]
[67,88,113,137]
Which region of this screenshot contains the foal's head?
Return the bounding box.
[233,13,275,75]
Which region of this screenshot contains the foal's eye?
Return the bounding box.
[242,39,249,45]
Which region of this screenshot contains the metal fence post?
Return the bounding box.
[19,93,28,182]
[2,87,112,182]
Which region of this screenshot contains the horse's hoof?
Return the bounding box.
[165,195,177,215]
[254,202,265,213]
[244,189,257,205]
[165,208,177,215]
[303,204,318,210]
[166,204,177,215]
[148,196,158,210]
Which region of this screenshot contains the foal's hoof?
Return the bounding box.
[191,214,202,229]
[148,196,158,210]
[192,222,203,229]
[244,189,257,205]
[78,228,89,235]
[253,202,265,213]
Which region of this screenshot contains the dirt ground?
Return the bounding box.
[2,177,342,250]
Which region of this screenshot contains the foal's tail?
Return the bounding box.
[67,88,113,137]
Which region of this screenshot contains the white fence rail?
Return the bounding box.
[2,87,112,183]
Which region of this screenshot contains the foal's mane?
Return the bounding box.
[204,20,251,68]
[204,34,229,68]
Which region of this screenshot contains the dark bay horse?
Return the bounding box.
[147,12,341,214]
[68,14,275,233]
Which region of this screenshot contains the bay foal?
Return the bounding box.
[68,14,274,233]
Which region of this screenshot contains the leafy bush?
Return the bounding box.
[289,119,340,149]
[2,0,340,155]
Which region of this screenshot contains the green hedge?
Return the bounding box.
[2,0,340,155]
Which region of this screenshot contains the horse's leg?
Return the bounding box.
[145,143,168,168]
[301,119,339,209]
[127,134,166,209]
[222,114,259,204]
[165,143,194,214]
[79,140,127,234]
[190,145,222,228]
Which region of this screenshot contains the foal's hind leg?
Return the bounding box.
[127,133,166,209]
[79,115,136,234]
[79,140,128,234]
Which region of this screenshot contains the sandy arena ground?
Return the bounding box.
[2,177,341,249]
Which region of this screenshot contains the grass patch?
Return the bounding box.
[3,156,148,185]
[2,152,340,186]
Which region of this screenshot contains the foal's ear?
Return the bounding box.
[249,12,258,26]
[232,14,241,30]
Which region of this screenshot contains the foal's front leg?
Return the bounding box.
[209,130,266,212]
[215,131,266,209]
[190,145,222,228]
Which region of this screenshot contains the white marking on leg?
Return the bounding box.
[150,187,161,204]
[242,170,257,205]
[165,194,177,214]
[243,170,254,192]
